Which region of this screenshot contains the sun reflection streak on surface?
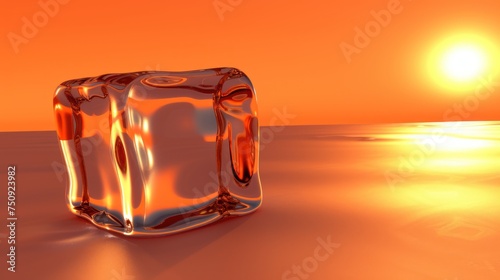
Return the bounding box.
[372,123,500,235]
[314,122,500,224]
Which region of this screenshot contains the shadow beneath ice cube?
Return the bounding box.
[37,187,254,276]
[36,211,254,278]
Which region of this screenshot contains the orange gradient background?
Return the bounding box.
[1,0,500,132]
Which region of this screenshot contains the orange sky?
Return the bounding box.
[1,0,500,131]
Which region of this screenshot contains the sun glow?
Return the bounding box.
[426,33,499,92]
[440,44,486,82]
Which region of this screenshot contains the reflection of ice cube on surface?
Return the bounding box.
[53,68,262,236]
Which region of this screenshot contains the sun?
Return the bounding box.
[440,44,486,82]
[425,32,498,92]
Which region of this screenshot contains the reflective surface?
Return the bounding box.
[1,122,499,279]
[53,68,262,236]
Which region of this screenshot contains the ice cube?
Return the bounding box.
[53,68,262,236]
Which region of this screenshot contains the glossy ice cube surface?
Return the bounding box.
[53,68,262,236]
